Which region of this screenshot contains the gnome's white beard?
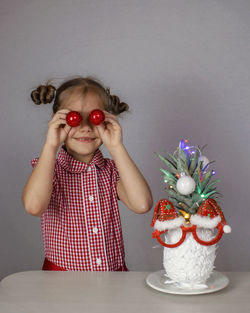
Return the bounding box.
[163,227,217,289]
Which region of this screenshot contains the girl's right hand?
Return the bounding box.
[45,109,72,150]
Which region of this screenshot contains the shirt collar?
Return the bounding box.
[57,145,105,173]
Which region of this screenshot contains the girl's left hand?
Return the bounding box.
[95,111,123,152]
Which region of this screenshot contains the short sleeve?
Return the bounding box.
[30,157,58,201]
[111,160,120,183]
[108,160,120,200]
[31,157,39,168]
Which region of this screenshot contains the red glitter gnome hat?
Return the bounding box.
[191,198,231,233]
[151,199,184,232]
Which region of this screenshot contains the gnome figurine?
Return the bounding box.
[151,140,231,289]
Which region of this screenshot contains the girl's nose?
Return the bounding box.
[78,114,93,130]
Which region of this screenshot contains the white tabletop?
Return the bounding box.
[0,271,249,313]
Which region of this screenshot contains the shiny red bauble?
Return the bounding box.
[66,111,82,127]
[88,109,105,125]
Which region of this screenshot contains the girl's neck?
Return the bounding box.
[64,146,96,164]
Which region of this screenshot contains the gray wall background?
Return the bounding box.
[1,0,249,280]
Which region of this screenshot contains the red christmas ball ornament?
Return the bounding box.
[88,109,105,125]
[66,111,82,127]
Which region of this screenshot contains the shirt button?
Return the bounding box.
[96,258,102,266]
[87,166,91,173]
[93,227,98,234]
[89,195,94,202]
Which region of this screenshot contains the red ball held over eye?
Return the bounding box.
[88,109,105,125]
[66,111,82,127]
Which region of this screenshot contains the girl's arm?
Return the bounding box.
[22,144,57,216]
[96,112,153,214]
[22,109,71,216]
[111,145,153,214]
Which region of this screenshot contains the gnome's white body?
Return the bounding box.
[151,198,231,290]
[163,227,216,289]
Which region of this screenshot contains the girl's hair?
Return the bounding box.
[30,77,129,115]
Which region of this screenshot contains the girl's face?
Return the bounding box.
[60,89,105,163]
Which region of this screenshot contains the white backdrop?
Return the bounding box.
[1,0,250,279]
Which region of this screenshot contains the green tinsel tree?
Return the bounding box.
[157,140,221,215]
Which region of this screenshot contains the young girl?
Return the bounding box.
[22,77,153,271]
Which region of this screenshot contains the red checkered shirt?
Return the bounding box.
[31,146,125,271]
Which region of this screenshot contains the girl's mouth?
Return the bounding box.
[75,137,96,143]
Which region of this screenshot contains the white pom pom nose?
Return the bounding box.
[223,225,232,233]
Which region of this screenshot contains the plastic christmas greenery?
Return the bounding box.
[157,140,221,215]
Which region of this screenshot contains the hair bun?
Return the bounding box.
[106,88,129,115]
[31,84,56,105]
